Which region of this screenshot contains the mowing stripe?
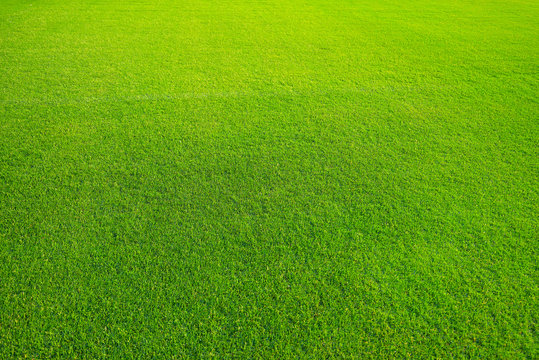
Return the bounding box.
[0,85,450,106]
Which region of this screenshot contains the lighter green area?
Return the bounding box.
[1,0,538,358]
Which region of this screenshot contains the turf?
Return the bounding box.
[0,0,538,358]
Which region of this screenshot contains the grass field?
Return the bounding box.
[1,0,538,358]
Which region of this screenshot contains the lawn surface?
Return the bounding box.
[1,0,538,358]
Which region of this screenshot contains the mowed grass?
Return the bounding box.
[1,0,538,358]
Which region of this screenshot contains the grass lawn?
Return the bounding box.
[1,0,537,358]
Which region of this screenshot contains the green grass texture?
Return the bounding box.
[1,0,537,358]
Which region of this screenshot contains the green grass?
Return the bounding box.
[1,0,537,358]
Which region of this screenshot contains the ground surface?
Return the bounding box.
[1,0,538,358]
